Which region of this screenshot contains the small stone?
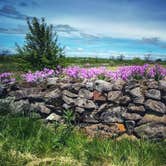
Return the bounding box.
[81,112,98,123]
[133,96,145,104]
[93,90,106,101]
[62,95,75,105]
[44,89,61,99]
[145,89,161,100]
[144,99,166,114]
[128,104,145,113]
[79,89,93,99]
[46,113,62,122]
[76,98,96,109]
[94,80,113,92]
[46,77,58,86]
[62,103,71,109]
[159,80,166,92]
[107,91,122,102]
[31,103,51,115]
[134,122,166,140]
[75,107,85,114]
[138,114,166,125]
[112,79,126,91]
[119,96,131,105]
[85,82,94,91]
[129,87,143,97]
[123,113,142,121]
[62,90,78,98]
[125,120,135,135]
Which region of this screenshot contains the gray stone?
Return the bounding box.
[30,103,51,115]
[112,79,126,91]
[46,77,58,86]
[127,104,145,113]
[10,99,30,114]
[129,87,143,97]
[145,89,161,100]
[78,88,93,99]
[133,96,145,104]
[75,107,85,114]
[62,95,75,105]
[44,89,61,99]
[119,96,131,105]
[145,99,166,114]
[100,106,126,123]
[75,98,96,109]
[125,120,135,135]
[81,112,98,123]
[146,80,159,89]
[159,80,166,92]
[122,113,142,121]
[85,82,94,91]
[137,114,166,125]
[46,113,62,122]
[135,122,166,140]
[62,103,72,109]
[94,80,113,92]
[0,85,6,97]
[107,91,122,102]
[62,90,78,98]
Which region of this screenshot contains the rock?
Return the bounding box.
[75,107,85,114]
[10,99,30,114]
[145,89,161,100]
[46,77,58,86]
[80,112,98,123]
[127,104,145,113]
[125,120,135,135]
[134,122,166,140]
[112,79,126,91]
[116,133,137,141]
[46,113,62,122]
[62,90,78,98]
[93,90,107,101]
[133,96,144,104]
[62,95,75,105]
[85,82,94,91]
[159,80,166,92]
[62,103,72,110]
[0,85,6,97]
[125,80,139,92]
[137,114,166,125]
[99,106,126,123]
[129,87,143,97]
[119,96,131,105]
[31,103,51,115]
[44,89,61,99]
[144,99,166,114]
[78,89,93,99]
[75,98,96,109]
[123,113,142,121]
[83,123,125,137]
[107,91,122,102]
[71,83,85,92]
[94,80,113,92]
[146,80,159,89]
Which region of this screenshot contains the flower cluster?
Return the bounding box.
[0,72,15,84]
[63,64,166,81]
[22,68,55,83]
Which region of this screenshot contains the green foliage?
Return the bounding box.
[0,115,165,166]
[16,17,65,71]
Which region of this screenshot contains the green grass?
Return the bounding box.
[0,115,165,166]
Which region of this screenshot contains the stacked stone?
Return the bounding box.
[0,77,165,140]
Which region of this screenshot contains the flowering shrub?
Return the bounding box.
[0,72,15,84]
[22,68,55,83]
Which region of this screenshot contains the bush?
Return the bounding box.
[16,17,65,71]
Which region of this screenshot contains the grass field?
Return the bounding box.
[0,115,165,166]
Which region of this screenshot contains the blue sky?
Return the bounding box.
[0,0,166,60]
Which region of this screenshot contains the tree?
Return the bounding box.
[16,17,65,70]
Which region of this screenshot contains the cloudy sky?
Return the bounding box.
[0,0,166,59]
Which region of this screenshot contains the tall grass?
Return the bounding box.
[0,115,165,166]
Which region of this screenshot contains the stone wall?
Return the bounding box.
[0,78,166,140]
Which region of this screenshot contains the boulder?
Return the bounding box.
[137,114,166,125]
[134,122,166,140]
[94,80,113,92]
[99,106,126,123]
[75,98,96,109]
[145,89,161,100]
[107,91,122,102]
[78,89,93,99]
[144,99,166,114]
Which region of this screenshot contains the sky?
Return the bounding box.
[0,0,166,60]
